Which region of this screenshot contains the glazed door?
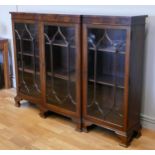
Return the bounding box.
[44,24,80,113]
[84,25,127,127]
[14,22,41,97]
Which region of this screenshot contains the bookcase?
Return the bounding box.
[11,12,147,146]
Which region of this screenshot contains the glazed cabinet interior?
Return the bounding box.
[11,12,147,147]
[44,25,77,112]
[43,18,81,129]
[13,21,42,104]
[86,26,126,127]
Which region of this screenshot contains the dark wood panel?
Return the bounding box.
[127,24,146,129]
[40,13,81,24]
[10,12,81,24]
[11,12,40,20]
[83,15,147,26]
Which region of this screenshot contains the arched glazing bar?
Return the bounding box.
[44,26,76,105]
[87,29,123,119]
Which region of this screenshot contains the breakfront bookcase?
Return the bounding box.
[11,12,147,146]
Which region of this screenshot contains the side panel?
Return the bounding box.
[127,24,146,130]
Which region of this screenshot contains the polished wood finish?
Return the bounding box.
[0,88,155,150]
[11,12,81,24]
[83,15,147,25]
[82,15,147,147]
[11,12,147,147]
[0,38,11,88]
[11,12,82,131]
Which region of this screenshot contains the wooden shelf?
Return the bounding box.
[88,74,124,89]
[16,38,34,41]
[47,68,75,81]
[18,52,39,58]
[45,40,75,48]
[89,46,125,54]
[18,67,40,75]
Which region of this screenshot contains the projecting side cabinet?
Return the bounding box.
[82,15,147,146]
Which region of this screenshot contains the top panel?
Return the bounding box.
[10,12,147,25]
[83,15,148,26]
[10,12,81,24]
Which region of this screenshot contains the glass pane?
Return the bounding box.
[44,25,76,112]
[88,83,124,125]
[46,76,76,111]
[17,54,40,72]
[87,28,126,126]
[15,23,41,97]
[0,50,4,88]
[18,71,40,96]
[15,23,39,56]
